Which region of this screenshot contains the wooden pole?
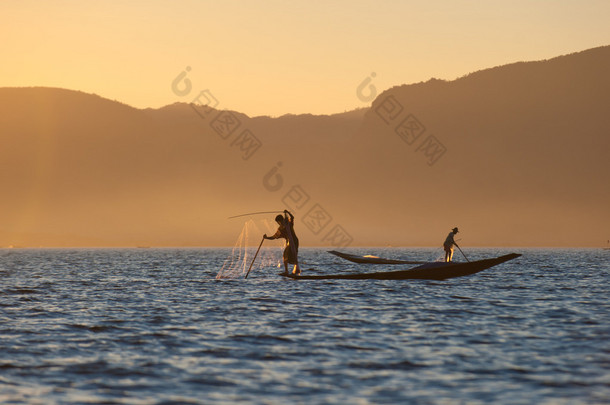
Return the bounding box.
[245,237,265,279]
[228,211,282,219]
[455,243,470,262]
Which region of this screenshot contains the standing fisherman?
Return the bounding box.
[443,227,459,262]
[264,210,301,275]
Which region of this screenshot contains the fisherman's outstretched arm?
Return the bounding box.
[264,230,282,240]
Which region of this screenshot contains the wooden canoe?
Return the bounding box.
[328,250,425,264]
[280,253,521,281]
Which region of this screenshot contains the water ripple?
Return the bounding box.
[0,248,608,404]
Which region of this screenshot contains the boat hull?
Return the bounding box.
[280,253,521,281]
[328,250,424,264]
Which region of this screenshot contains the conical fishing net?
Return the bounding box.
[216,219,284,279]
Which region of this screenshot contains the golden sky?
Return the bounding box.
[3,0,610,117]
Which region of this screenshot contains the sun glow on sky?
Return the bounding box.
[3,0,610,116]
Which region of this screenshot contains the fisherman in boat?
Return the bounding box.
[264,210,301,275]
[443,227,459,262]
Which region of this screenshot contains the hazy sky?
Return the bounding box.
[3,0,610,116]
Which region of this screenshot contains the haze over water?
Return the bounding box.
[2,248,608,404]
[2,2,609,248]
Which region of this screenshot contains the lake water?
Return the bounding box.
[1,247,608,404]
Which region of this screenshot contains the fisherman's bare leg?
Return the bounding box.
[444,247,453,262]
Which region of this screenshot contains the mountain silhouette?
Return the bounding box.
[1,46,608,247]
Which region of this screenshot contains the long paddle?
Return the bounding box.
[244,237,265,279]
[455,243,470,262]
